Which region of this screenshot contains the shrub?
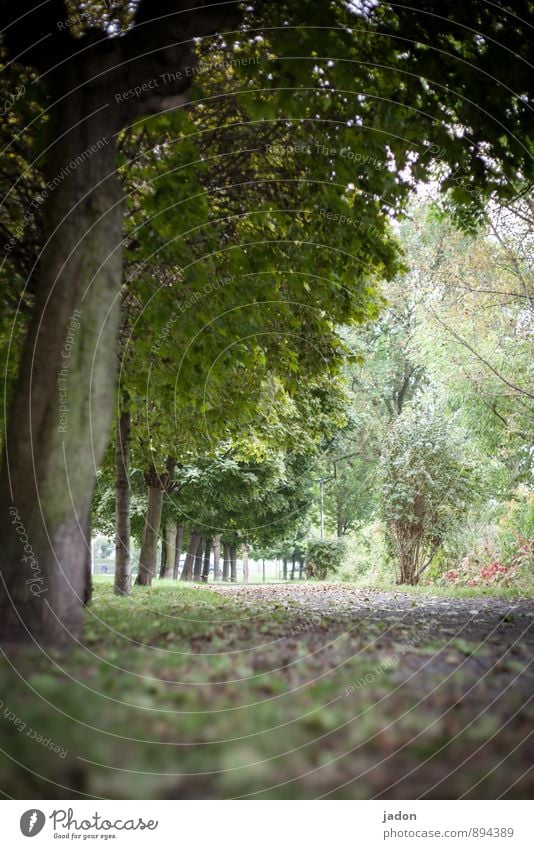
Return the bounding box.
[306,538,346,580]
[440,537,533,592]
[379,405,480,584]
[431,489,534,593]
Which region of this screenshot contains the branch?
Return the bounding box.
[415,546,440,580]
[1,1,241,127]
[428,309,534,400]
[112,0,241,123]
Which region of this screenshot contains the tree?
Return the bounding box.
[405,202,533,478]
[0,0,239,643]
[379,404,480,584]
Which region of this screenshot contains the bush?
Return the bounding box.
[496,487,534,562]
[306,538,346,580]
[379,405,480,584]
[427,489,534,593]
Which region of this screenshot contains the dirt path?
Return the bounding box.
[204,583,534,798]
[210,582,534,645]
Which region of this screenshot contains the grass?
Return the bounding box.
[351,582,534,600]
[0,577,532,800]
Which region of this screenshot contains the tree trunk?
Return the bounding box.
[262,559,266,582]
[337,492,345,539]
[0,0,240,643]
[222,544,230,582]
[299,556,304,580]
[212,534,221,581]
[283,558,288,580]
[230,545,237,583]
[0,85,122,644]
[395,530,420,585]
[193,538,204,581]
[173,525,184,579]
[162,520,177,579]
[242,544,249,584]
[201,537,212,583]
[181,531,201,581]
[159,526,168,579]
[114,409,131,596]
[291,554,296,580]
[136,485,164,586]
[398,551,419,585]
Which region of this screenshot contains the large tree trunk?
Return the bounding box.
[230,545,237,583]
[173,525,184,579]
[212,534,221,581]
[201,537,212,583]
[0,84,122,644]
[222,544,230,582]
[162,520,177,579]
[193,538,204,581]
[181,531,201,581]
[136,485,164,586]
[242,544,249,584]
[0,3,241,645]
[114,409,131,596]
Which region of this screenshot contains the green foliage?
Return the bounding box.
[336,523,395,586]
[379,404,480,583]
[496,489,534,562]
[306,538,346,580]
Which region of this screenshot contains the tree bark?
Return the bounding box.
[181,531,201,581]
[114,409,131,596]
[291,553,297,580]
[283,558,288,580]
[193,538,204,581]
[230,545,237,583]
[136,485,164,586]
[0,84,122,644]
[159,526,168,579]
[0,2,240,644]
[262,559,266,582]
[299,556,304,580]
[242,544,249,584]
[222,544,231,582]
[212,534,221,581]
[201,537,212,583]
[173,525,184,579]
[162,520,177,579]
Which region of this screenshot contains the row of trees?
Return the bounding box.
[100,196,532,590]
[0,1,532,643]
